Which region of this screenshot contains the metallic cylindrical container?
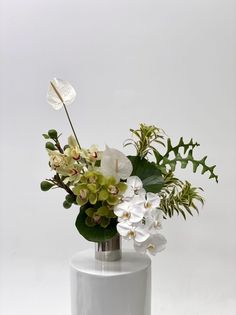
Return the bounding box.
[95,233,121,261]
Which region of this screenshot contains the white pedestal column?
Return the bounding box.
[70,249,151,315]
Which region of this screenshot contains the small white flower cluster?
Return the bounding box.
[114,176,167,256]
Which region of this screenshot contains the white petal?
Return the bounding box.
[129,205,145,223]
[134,226,150,243]
[132,193,146,206]
[117,222,132,237]
[134,233,167,255]
[127,176,143,190]
[114,202,129,217]
[147,234,167,254]
[146,192,160,208]
[68,135,78,147]
[47,78,76,110]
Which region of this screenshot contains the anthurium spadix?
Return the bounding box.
[47,78,76,110]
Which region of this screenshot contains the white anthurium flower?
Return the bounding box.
[123,176,146,199]
[100,146,133,182]
[114,201,145,223]
[134,233,167,256]
[47,78,76,110]
[117,221,150,243]
[145,208,164,233]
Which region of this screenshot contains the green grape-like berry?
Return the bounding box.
[45,142,56,150]
[40,181,54,191]
[48,129,58,139]
[63,200,72,209]
[65,194,76,204]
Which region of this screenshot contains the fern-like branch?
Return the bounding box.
[154,138,218,182]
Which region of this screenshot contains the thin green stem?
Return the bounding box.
[62,103,81,149]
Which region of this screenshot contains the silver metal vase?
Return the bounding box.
[95,233,121,261]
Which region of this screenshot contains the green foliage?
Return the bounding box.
[45,141,56,150]
[159,172,204,219]
[75,204,118,242]
[40,181,54,191]
[124,123,165,158]
[42,133,50,139]
[63,200,72,209]
[48,129,58,139]
[128,156,164,193]
[65,194,76,204]
[154,138,218,182]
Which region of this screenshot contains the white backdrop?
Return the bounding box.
[0,0,236,314]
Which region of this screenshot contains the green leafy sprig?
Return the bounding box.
[159,172,204,219]
[124,123,165,159]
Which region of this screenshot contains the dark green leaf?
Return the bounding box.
[142,175,164,193]
[128,156,164,193]
[75,205,118,242]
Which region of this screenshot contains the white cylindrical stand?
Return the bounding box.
[70,249,151,315]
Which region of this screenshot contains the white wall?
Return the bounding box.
[0,0,235,314]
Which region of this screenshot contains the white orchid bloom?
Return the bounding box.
[100,146,133,182]
[145,208,163,232]
[114,201,145,223]
[144,192,160,212]
[134,233,167,256]
[123,176,146,199]
[117,221,150,243]
[47,78,76,110]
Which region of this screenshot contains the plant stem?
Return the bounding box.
[50,81,82,149]
[52,174,76,196]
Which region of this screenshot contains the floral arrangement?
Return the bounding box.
[41,78,218,256]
